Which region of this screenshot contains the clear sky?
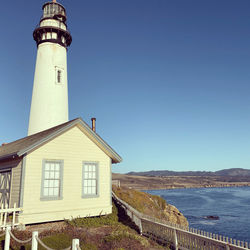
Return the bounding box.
[1,0,250,173]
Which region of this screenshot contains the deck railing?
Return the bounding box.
[112,191,249,250]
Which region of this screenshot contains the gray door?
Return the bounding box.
[0,170,11,206]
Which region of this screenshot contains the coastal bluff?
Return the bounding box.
[113,185,188,228]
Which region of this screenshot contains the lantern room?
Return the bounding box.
[42,1,67,23]
[33,0,72,48]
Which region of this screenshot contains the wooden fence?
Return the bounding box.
[0,203,21,229]
[112,179,121,187]
[112,192,249,250]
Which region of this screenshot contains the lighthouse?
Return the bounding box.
[28,0,72,135]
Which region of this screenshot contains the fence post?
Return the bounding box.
[3,204,8,228]
[72,239,79,250]
[12,203,16,229]
[0,203,3,226]
[32,231,38,250]
[4,226,11,250]
[174,229,178,250]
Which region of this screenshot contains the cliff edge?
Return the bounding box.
[112,185,188,228]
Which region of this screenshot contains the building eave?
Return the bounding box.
[0,153,19,162]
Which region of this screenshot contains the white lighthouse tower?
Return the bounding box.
[28,0,72,135]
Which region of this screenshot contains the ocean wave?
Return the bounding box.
[198,220,217,226]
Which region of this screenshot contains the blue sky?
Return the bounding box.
[1,0,250,173]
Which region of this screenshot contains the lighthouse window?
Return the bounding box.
[52,32,57,39]
[55,67,64,85]
[57,70,62,83]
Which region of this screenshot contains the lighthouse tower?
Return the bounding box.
[28,0,72,135]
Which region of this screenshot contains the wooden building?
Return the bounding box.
[0,118,121,224]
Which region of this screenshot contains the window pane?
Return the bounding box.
[92,165,96,171]
[92,180,96,187]
[92,172,96,178]
[92,187,96,194]
[54,180,59,187]
[85,165,89,171]
[55,164,59,171]
[54,188,59,196]
[44,188,49,196]
[50,171,55,179]
[44,180,49,187]
[55,172,59,179]
[49,180,54,188]
[45,164,50,171]
[50,163,54,170]
[45,171,50,179]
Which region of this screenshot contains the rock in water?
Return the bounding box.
[203,215,219,220]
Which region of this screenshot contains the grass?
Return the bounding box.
[104,224,149,247]
[66,202,119,228]
[112,185,168,220]
[35,233,72,250]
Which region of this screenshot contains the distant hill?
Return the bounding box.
[215,168,250,176]
[127,168,250,177]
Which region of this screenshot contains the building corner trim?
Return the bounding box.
[19,155,27,208]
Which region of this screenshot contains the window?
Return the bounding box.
[55,67,64,84]
[41,160,63,200]
[57,70,61,83]
[82,162,98,197]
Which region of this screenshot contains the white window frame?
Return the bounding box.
[41,160,64,201]
[82,162,99,198]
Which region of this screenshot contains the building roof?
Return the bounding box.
[0,118,122,164]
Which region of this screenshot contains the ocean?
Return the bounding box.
[146,186,250,242]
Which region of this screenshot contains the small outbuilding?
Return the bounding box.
[0,118,122,225]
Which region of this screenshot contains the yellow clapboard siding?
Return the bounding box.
[19,206,112,224]
[20,125,112,224]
